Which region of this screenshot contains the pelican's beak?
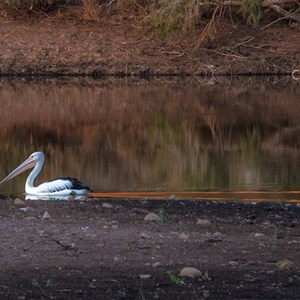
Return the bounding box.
[0,156,36,185]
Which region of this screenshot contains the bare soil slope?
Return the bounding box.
[0,19,299,75]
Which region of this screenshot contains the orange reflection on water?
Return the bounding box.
[90,191,300,203]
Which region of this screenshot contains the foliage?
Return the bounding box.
[1,0,62,11]
[0,0,297,32]
[167,271,181,284]
[241,0,263,26]
[147,0,204,37]
[203,289,210,298]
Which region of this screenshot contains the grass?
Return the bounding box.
[241,0,263,27]
[138,284,146,300]
[0,0,294,35]
[202,289,210,298]
[167,271,181,284]
[159,208,166,224]
[272,226,278,249]
[0,264,5,272]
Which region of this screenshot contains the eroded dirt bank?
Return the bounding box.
[0,198,299,299]
[0,19,299,76]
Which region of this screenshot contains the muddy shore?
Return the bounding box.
[0,198,299,299]
[0,19,299,76]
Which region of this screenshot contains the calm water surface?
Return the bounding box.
[0,76,299,201]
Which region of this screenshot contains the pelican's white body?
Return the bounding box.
[26,179,89,196]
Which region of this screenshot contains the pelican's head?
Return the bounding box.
[0,151,45,185]
[29,152,45,163]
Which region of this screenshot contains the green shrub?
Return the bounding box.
[241,0,263,26]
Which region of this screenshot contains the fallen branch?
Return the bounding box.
[267,5,300,22]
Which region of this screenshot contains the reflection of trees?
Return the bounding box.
[0,77,300,192]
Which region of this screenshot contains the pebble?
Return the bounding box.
[228,261,239,267]
[140,233,151,239]
[278,259,293,271]
[102,203,113,208]
[140,274,151,279]
[254,233,265,237]
[197,219,211,226]
[202,271,209,280]
[152,262,162,268]
[42,211,51,220]
[58,240,75,250]
[14,198,25,205]
[179,232,189,240]
[19,207,29,213]
[179,267,202,278]
[144,213,160,222]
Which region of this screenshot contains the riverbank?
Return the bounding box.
[0,17,299,76]
[0,198,299,299]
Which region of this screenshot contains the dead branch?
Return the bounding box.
[267,5,300,22]
[192,5,222,53]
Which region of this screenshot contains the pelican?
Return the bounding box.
[0,151,90,196]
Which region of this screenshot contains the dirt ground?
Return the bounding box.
[0,18,299,75]
[0,197,299,299]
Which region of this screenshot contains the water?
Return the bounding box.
[0,76,299,201]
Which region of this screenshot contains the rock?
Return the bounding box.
[139,274,151,279]
[140,233,151,239]
[67,196,75,201]
[14,198,25,205]
[228,261,239,267]
[202,271,209,280]
[278,259,294,271]
[19,207,29,213]
[197,219,211,225]
[102,203,113,208]
[179,267,202,278]
[179,232,189,240]
[42,211,51,220]
[206,232,225,242]
[144,213,160,222]
[152,262,162,268]
[254,233,265,237]
[57,240,75,250]
[112,225,118,229]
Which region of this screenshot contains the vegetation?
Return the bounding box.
[167,271,182,284]
[0,0,299,35]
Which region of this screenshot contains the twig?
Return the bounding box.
[267,5,300,23]
[232,36,255,49]
[205,48,246,59]
[192,5,221,53]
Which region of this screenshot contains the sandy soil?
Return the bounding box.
[0,198,299,299]
[0,19,299,75]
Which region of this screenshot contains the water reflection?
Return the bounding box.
[0,76,299,197]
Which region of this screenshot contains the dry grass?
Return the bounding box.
[0,1,298,36]
[80,0,100,22]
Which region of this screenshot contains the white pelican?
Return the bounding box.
[0,151,90,196]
